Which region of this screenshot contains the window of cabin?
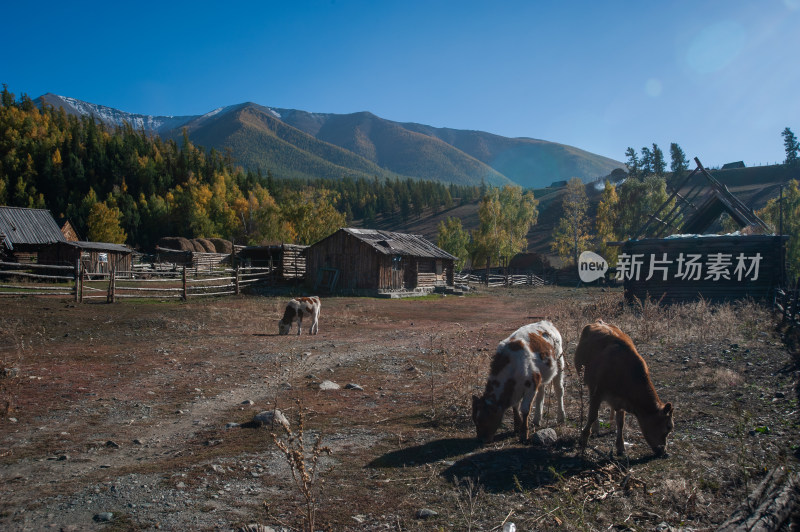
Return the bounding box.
[392,255,403,271]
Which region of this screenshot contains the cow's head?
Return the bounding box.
[639,402,674,456]
[471,395,504,444]
[278,305,296,335]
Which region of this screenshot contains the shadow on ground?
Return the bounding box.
[369,431,663,493]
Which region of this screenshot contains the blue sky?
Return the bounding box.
[3,0,799,169]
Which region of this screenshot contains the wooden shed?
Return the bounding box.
[237,244,307,281]
[0,206,66,262]
[618,158,786,303]
[39,241,133,274]
[306,228,455,294]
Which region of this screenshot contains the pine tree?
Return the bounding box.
[640,146,653,177]
[782,127,799,167]
[669,142,689,175]
[625,147,639,178]
[651,143,666,176]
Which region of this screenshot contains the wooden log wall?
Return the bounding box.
[621,235,786,304]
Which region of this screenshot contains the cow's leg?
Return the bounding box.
[554,366,566,424]
[614,409,626,456]
[519,390,536,442]
[296,316,302,336]
[531,381,546,427]
[512,405,523,436]
[311,311,319,334]
[579,392,602,448]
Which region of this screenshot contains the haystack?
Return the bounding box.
[208,238,234,254]
[157,236,194,251]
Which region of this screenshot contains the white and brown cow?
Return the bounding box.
[472,320,566,444]
[278,296,321,336]
[575,319,674,457]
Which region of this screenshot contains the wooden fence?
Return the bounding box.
[0,260,77,297]
[0,260,272,302]
[454,272,546,288]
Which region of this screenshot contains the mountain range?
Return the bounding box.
[37,93,624,189]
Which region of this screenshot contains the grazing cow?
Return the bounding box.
[575,319,674,457]
[472,321,566,444]
[278,296,321,336]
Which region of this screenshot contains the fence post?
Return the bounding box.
[107,269,115,303]
[235,264,240,295]
[74,259,80,302]
[79,265,85,303]
[182,266,187,301]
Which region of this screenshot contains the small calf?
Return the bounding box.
[278,296,321,336]
[575,319,674,457]
[472,320,566,444]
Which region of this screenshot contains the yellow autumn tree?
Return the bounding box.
[234,184,295,244]
[470,185,538,270]
[758,179,800,282]
[280,188,346,245]
[551,178,592,266]
[87,201,127,243]
[595,180,619,266]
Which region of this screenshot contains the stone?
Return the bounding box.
[345,383,364,391]
[241,399,254,405]
[416,508,438,519]
[93,512,114,522]
[253,410,290,430]
[226,422,241,429]
[531,428,558,446]
[319,380,340,391]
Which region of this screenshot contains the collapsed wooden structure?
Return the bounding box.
[618,158,786,303]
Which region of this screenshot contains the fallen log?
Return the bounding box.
[717,466,800,531]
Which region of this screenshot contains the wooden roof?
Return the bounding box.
[51,241,133,253]
[0,207,66,246]
[332,228,456,260]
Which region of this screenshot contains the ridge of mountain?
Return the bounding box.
[36,94,624,188]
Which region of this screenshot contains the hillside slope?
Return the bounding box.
[175,104,402,182]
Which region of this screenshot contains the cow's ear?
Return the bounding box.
[663,403,673,416]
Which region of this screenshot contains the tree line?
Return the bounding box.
[0,85,481,249]
[436,137,799,284]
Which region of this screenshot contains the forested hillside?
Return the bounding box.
[0,87,481,250]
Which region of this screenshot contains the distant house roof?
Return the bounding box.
[0,206,66,246]
[54,241,132,253]
[340,228,456,260]
[721,161,746,170]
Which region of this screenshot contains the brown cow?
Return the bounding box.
[575,319,674,456]
[472,320,566,444]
